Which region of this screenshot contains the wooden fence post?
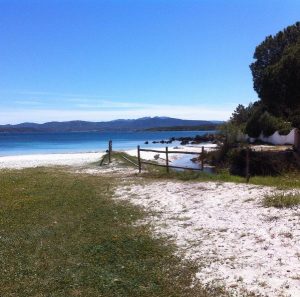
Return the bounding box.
[137,145,141,173]
[108,140,112,163]
[201,146,204,171]
[166,146,169,173]
[246,146,250,183]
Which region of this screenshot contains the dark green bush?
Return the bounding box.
[278,125,293,135]
[259,112,279,136]
[289,113,300,129]
[245,109,263,138]
[229,149,300,176]
[245,111,292,137]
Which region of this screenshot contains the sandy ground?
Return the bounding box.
[0,152,105,169]
[115,181,300,297]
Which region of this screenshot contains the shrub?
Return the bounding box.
[259,112,280,136]
[209,122,241,166]
[245,110,292,137]
[229,149,300,177]
[278,125,293,135]
[245,108,264,138]
[289,113,300,129]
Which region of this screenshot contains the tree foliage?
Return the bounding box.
[245,110,292,138]
[250,22,300,118]
[230,104,251,126]
[229,101,292,138]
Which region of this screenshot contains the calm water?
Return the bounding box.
[0,131,212,156]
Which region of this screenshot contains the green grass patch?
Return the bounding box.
[263,193,300,208]
[112,152,139,167]
[0,167,223,297]
[143,165,300,189]
[95,151,139,168]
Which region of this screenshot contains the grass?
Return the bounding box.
[94,151,139,169]
[111,152,140,166]
[142,163,300,189]
[0,167,224,297]
[263,193,300,208]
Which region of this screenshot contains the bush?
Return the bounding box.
[245,111,292,137]
[259,112,279,136]
[278,125,293,135]
[289,113,300,129]
[208,122,242,166]
[229,149,300,176]
[245,108,264,138]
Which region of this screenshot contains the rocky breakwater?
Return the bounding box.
[147,133,219,145]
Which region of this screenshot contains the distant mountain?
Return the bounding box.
[0,117,223,133]
[145,124,219,132]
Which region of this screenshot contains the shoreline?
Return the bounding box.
[0,143,217,169]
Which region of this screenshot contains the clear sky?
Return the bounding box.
[0,0,299,124]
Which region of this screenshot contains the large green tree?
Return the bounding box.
[250,22,300,118]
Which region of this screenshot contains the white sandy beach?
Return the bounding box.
[0,152,105,169]
[0,143,216,169]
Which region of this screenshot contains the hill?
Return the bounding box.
[0,117,221,133]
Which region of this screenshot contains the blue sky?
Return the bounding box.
[0,0,299,124]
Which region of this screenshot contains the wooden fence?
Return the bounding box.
[99,141,218,175]
[137,145,206,173]
[99,141,252,182]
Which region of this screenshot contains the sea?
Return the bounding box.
[0,130,213,156]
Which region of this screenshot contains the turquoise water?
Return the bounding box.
[0,131,212,156]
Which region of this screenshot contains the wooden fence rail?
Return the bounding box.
[139,148,201,155]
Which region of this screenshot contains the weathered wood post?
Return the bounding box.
[166,146,169,173]
[108,140,112,163]
[246,146,250,183]
[201,146,204,171]
[137,145,141,173]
